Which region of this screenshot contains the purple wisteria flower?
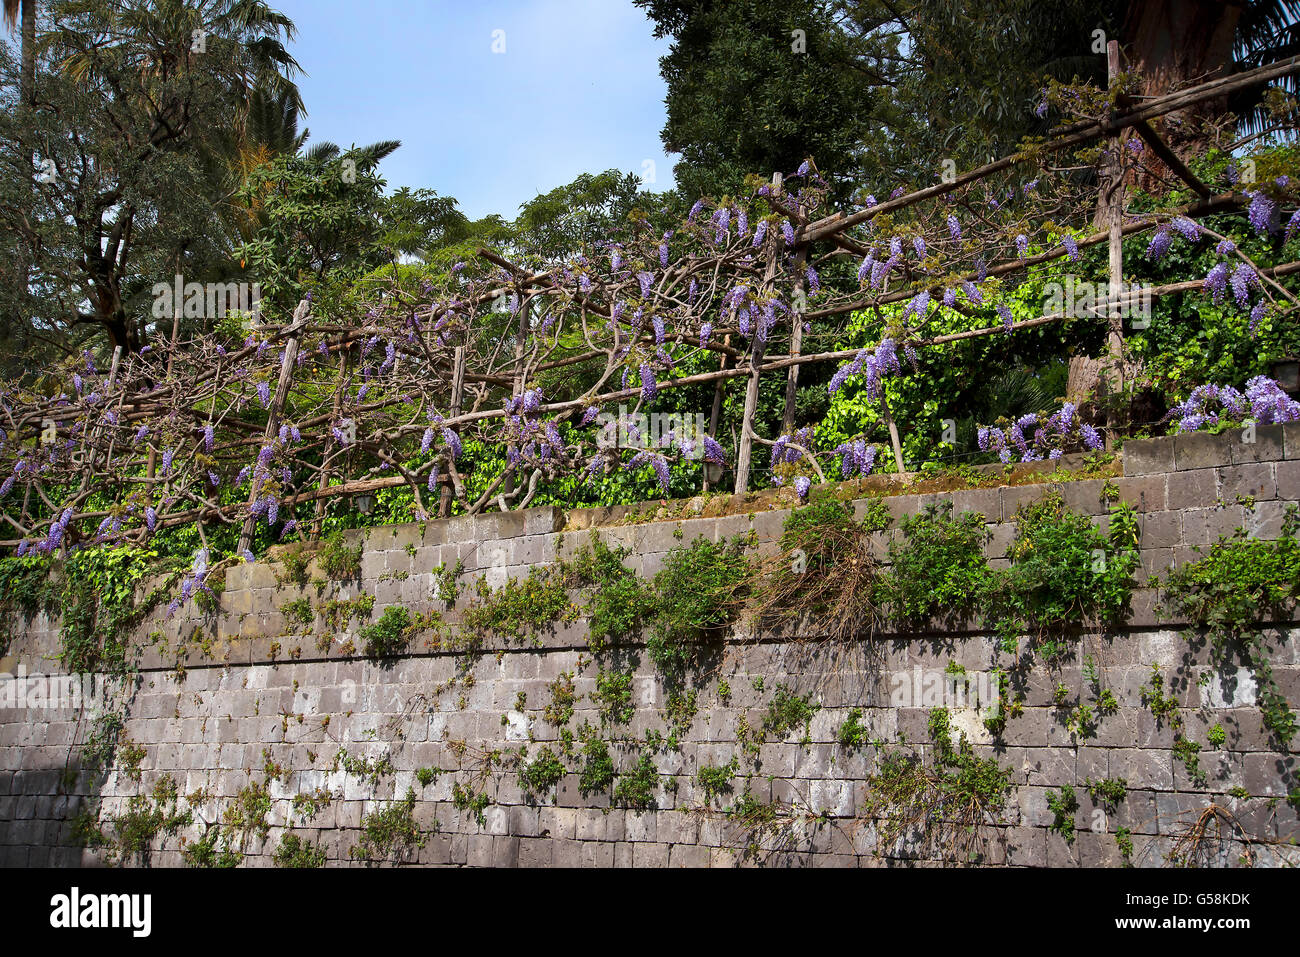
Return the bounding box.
[979,402,1102,462]
[1203,262,1230,304]
[948,215,962,241]
[1230,263,1258,308]
[639,363,658,400]
[1146,228,1173,260]
[905,291,931,322]
[1247,191,1279,236]
[834,439,878,479]
[626,450,671,493]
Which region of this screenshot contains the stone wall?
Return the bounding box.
[1,424,1298,867]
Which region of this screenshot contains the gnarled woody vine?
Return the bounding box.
[3,56,1300,592]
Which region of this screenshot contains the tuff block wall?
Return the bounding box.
[2,423,1299,867]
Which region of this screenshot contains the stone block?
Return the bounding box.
[1173,430,1231,471]
[1218,462,1276,502]
[1230,423,1285,464]
[1123,436,1174,476]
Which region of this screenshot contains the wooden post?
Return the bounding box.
[440,344,466,516]
[781,250,808,434]
[1104,39,1128,447]
[881,392,906,475]
[237,299,309,555]
[504,291,530,500]
[703,335,730,493]
[311,346,348,538]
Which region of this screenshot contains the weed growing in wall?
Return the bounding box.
[319,531,363,580]
[352,788,429,863]
[985,493,1137,657]
[1161,505,1300,748]
[753,498,885,641]
[646,535,748,673]
[359,605,414,658]
[861,709,1014,864]
[885,502,991,628]
[274,832,327,868]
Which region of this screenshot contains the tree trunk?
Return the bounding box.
[20,0,34,109]
[1124,0,1242,169]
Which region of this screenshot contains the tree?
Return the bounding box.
[1124,1,1300,155]
[0,0,301,355]
[635,0,892,202]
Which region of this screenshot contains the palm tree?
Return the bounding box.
[1124,1,1300,152]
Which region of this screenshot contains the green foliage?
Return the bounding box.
[317,593,374,630]
[276,544,312,587]
[52,545,169,676]
[521,746,566,798]
[592,670,635,726]
[696,757,739,805]
[1172,737,1208,788]
[108,777,191,866]
[862,709,1014,864]
[352,789,429,862]
[451,782,491,828]
[462,565,571,644]
[1046,785,1079,844]
[757,498,884,640]
[568,536,657,651]
[613,751,659,809]
[415,767,440,788]
[0,555,53,653]
[331,748,395,787]
[282,597,313,626]
[82,710,125,773]
[986,492,1136,656]
[1085,777,1128,810]
[1116,827,1135,866]
[319,531,363,580]
[663,689,698,747]
[836,707,871,749]
[578,732,616,797]
[1161,507,1300,746]
[543,672,577,727]
[885,502,990,626]
[182,827,241,869]
[222,780,273,850]
[273,832,327,868]
[646,536,748,672]
[1140,666,1209,788]
[761,684,821,743]
[432,559,464,605]
[359,605,413,658]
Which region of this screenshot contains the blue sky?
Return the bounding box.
[274,0,676,221]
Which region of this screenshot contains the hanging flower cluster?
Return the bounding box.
[978,402,1103,463]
